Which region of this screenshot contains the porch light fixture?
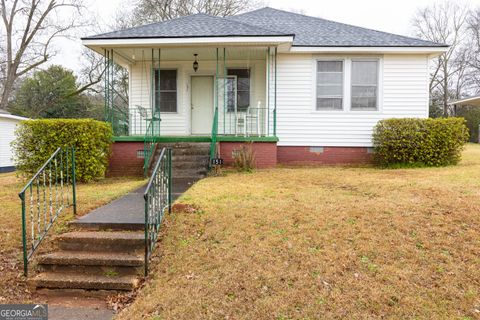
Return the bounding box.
[193,54,199,72]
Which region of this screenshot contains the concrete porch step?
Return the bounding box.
[172,161,209,170]
[57,231,144,251]
[37,251,144,267]
[172,154,209,162]
[29,272,140,291]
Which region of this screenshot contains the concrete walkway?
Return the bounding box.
[46,177,199,320]
[71,177,197,230]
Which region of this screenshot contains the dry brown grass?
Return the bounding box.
[118,144,480,320]
[0,173,146,303]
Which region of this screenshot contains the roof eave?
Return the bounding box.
[82,35,295,48]
[449,96,480,106]
[289,45,449,56]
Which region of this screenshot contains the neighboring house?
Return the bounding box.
[450,96,480,108]
[82,7,447,172]
[450,95,480,143]
[0,112,27,173]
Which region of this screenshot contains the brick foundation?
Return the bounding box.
[107,141,373,177]
[218,142,277,168]
[107,142,144,177]
[277,146,373,165]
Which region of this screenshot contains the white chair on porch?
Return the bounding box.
[243,101,262,136]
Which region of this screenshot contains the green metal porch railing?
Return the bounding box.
[18,147,76,276]
[209,105,219,167]
[144,147,172,276]
[143,116,160,176]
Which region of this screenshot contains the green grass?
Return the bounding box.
[118,144,480,320]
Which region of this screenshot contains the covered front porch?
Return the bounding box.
[101,46,279,141]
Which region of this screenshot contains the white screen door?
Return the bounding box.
[191,76,214,135]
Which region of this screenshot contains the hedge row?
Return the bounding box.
[372,118,469,167]
[13,119,113,182]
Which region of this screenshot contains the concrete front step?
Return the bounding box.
[29,272,140,291]
[172,155,209,162]
[57,231,144,252]
[172,161,209,170]
[37,251,144,267]
[37,264,143,276]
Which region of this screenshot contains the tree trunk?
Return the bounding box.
[443,64,448,117]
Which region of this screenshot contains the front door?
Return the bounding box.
[191,76,214,135]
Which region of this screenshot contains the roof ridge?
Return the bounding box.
[235,7,447,47]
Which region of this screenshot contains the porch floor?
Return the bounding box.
[70,178,195,230]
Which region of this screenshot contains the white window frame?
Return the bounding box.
[153,67,179,114]
[314,59,346,111]
[312,56,383,114]
[350,58,381,112]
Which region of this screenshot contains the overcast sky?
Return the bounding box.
[53,0,480,72]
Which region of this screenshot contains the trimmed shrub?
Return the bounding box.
[372,118,469,167]
[13,119,113,182]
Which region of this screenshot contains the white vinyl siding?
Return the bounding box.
[129,59,266,135]
[276,53,429,147]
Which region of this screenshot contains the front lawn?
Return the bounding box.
[0,173,146,303]
[118,144,480,319]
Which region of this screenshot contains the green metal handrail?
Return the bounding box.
[19,147,76,276]
[209,106,219,167]
[143,116,160,176]
[144,147,172,276]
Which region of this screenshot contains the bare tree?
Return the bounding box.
[125,0,260,26]
[465,8,480,93]
[0,0,87,111]
[412,1,469,116]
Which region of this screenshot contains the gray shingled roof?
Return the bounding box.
[229,8,446,47]
[84,13,290,39]
[83,7,447,47]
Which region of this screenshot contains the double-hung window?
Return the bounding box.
[154,69,177,113]
[316,61,344,110]
[227,69,250,112]
[350,60,379,110]
[315,58,379,111]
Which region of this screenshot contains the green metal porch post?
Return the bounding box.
[267,47,270,136]
[274,47,277,137]
[71,147,77,216]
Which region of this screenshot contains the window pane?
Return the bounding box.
[352,86,377,98]
[227,69,250,112]
[351,97,377,110]
[156,70,177,91]
[228,69,249,78]
[156,92,177,112]
[237,91,249,111]
[351,61,378,110]
[317,85,343,96]
[226,78,236,112]
[351,61,378,85]
[237,77,250,91]
[317,61,343,110]
[317,61,343,72]
[317,98,343,110]
[317,72,342,84]
[351,86,377,110]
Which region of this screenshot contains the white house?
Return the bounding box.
[82,7,447,171]
[0,112,27,172]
